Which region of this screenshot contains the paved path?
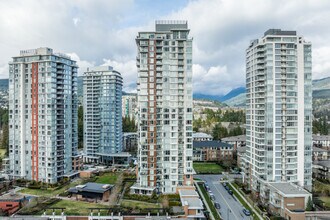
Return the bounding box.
[196,175,252,220]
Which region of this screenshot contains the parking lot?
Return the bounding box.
[196,174,252,220]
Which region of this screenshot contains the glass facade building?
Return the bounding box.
[245,29,312,193]
[83,66,123,164]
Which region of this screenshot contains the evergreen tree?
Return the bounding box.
[306,196,313,211]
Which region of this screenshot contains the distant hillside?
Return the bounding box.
[193,86,246,103]
[0,79,8,91]
[224,93,246,107]
[312,76,330,91]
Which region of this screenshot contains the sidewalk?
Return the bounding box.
[229,182,264,220]
[195,181,216,220]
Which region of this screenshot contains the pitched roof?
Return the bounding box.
[193,141,233,148]
[68,182,113,194]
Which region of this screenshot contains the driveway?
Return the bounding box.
[196,174,252,220]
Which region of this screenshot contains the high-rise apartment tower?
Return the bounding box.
[133,20,194,194]
[245,29,312,193]
[83,66,123,164]
[8,47,78,183]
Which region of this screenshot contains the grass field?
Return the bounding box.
[314,180,330,195]
[121,199,161,209]
[45,199,109,216]
[193,162,224,174]
[320,197,330,208]
[19,180,82,197]
[0,148,6,159]
[95,172,119,184]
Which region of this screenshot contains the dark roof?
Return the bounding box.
[68,182,113,194]
[193,141,232,148]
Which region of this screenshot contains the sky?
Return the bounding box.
[0,0,330,95]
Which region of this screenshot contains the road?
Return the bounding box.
[196,175,251,220]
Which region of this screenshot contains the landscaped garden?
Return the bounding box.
[193,162,224,174]
[94,172,119,184]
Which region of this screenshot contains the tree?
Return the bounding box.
[306,196,313,211]
[123,116,137,132]
[212,123,228,140]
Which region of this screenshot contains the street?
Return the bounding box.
[196,175,252,220]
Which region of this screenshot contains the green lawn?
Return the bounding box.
[19,180,82,197]
[197,182,221,220]
[95,172,119,184]
[314,180,330,195]
[45,199,109,216]
[0,148,6,159]
[121,199,161,209]
[193,162,224,174]
[320,197,330,208]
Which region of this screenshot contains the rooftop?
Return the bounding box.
[0,193,32,202]
[193,140,233,148]
[193,132,213,139]
[222,135,246,142]
[313,160,330,168]
[178,189,199,197]
[268,182,310,196]
[155,20,188,32]
[68,182,113,194]
[86,66,113,72]
[123,132,138,137]
[264,29,297,36]
[313,134,330,141]
[181,197,204,209]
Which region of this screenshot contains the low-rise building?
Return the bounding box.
[68,182,113,202]
[122,132,138,154]
[222,134,246,151]
[178,189,205,219]
[193,141,233,162]
[193,132,213,142]
[312,160,330,181]
[313,134,330,148]
[262,182,311,219]
[0,194,30,215]
[313,146,329,161]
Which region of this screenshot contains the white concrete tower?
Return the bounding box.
[245,29,312,194]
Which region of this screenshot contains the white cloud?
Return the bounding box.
[101,59,137,93]
[66,53,95,76]
[72,17,81,27]
[193,64,244,95]
[0,0,330,95]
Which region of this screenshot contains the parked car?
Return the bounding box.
[225,185,229,191]
[208,189,212,193]
[210,195,216,200]
[214,202,221,209]
[243,209,251,216]
[222,182,227,187]
[228,189,233,195]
